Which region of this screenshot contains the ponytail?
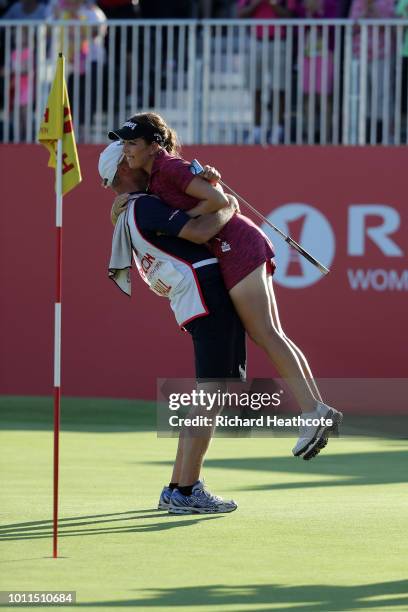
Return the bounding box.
[128,112,180,155]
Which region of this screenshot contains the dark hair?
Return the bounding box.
[128,112,180,155]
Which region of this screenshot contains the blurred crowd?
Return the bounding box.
[1,0,407,143]
[0,0,369,21]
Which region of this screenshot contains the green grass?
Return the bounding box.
[1,396,408,611]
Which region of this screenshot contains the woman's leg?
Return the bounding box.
[266,274,323,403]
[229,263,317,413]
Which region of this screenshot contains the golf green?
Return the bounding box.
[1,397,407,611]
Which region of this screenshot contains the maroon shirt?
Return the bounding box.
[148,149,199,210]
[147,148,275,289]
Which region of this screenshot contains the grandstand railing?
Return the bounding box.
[1,19,407,146]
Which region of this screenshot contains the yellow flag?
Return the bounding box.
[37,54,82,195]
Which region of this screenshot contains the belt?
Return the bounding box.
[192,258,218,269]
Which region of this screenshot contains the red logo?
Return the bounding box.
[154,279,172,296]
[141,253,155,272]
[285,215,306,278]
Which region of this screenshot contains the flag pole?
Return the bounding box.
[37,50,81,558]
[53,131,63,559]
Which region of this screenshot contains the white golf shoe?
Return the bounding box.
[292,402,343,460]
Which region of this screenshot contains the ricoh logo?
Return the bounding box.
[347,205,406,291]
[261,203,406,291]
[262,204,335,288]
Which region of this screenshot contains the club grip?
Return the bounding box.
[190,159,204,176]
[285,236,330,275]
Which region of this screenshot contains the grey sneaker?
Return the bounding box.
[157,485,173,510]
[168,480,237,515]
[293,402,343,460]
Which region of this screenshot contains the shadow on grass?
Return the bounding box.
[0,509,165,532]
[0,509,158,531]
[148,448,408,491]
[2,581,405,611]
[0,510,221,541]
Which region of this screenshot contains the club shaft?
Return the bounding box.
[219,179,330,275]
[219,179,287,240]
[190,159,330,275]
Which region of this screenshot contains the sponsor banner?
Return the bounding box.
[263,202,406,292]
[0,145,406,399]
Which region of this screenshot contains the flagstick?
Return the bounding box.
[53,137,63,559]
[38,52,80,558]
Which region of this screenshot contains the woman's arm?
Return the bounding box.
[187,193,240,218]
[178,202,236,244]
[185,177,229,215]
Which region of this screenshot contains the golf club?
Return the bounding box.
[190,159,330,276]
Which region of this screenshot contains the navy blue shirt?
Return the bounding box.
[133,193,215,266]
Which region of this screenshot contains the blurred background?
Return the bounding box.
[0,0,407,400]
[1,0,408,144]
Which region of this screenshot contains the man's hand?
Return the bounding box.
[200,165,221,185]
[111,193,129,226]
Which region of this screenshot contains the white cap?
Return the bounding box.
[98,141,124,187]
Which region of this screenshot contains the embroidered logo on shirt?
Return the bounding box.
[221,241,231,252]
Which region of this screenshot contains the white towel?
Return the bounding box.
[108,208,132,296]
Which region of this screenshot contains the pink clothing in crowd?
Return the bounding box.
[11,47,32,106]
[237,0,283,39]
[298,0,338,93]
[296,0,337,18]
[350,0,395,59]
